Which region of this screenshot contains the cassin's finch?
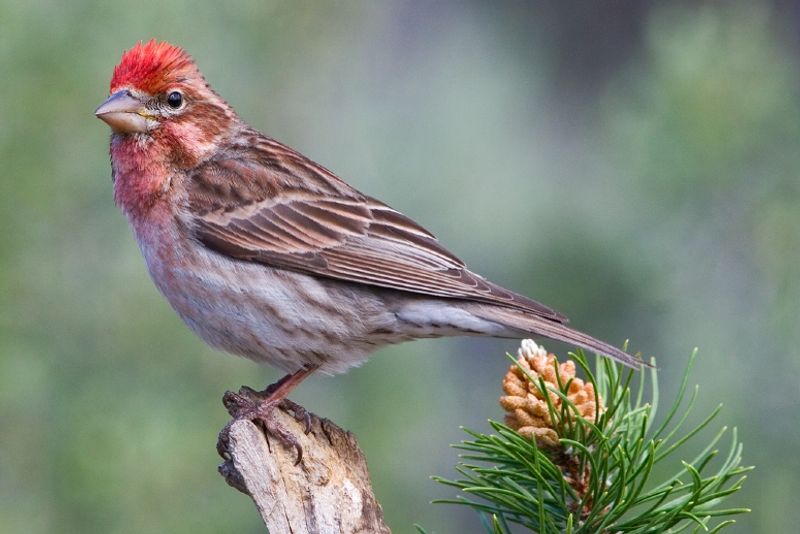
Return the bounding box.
[96,41,641,453]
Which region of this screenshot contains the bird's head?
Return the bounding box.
[96,41,234,164]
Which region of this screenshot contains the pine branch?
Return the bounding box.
[425,343,752,533]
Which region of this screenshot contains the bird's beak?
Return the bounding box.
[95,90,151,134]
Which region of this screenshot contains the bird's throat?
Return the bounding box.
[110,135,174,221]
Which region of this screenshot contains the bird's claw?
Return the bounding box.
[280,398,313,434]
[216,422,232,459]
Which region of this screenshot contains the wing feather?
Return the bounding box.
[188,141,568,323]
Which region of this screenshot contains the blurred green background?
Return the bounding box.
[1,1,798,532]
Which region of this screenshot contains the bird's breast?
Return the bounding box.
[130,215,398,374]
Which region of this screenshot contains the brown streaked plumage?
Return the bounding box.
[96,41,642,453]
[189,133,568,322]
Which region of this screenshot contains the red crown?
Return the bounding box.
[110,40,194,94]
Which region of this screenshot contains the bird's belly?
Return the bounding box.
[134,221,396,374]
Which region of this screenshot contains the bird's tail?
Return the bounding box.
[470,305,646,368]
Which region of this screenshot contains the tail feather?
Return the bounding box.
[471,305,646,368]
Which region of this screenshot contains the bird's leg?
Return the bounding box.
[238,371,295,400]
[217,364,319,464]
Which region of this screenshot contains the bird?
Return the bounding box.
[96,40,641,456]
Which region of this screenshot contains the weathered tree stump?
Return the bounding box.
[218,400,390,533]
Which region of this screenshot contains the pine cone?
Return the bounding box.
[500,340,602,448]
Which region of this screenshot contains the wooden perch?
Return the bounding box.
[218,400,390,533]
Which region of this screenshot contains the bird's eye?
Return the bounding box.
[166,91,183,109]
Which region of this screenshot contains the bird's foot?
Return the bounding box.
[217,366,319,463]
[217,388,313,464]
[235,384,313,433]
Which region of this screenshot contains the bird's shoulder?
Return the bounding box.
[186,129,362,216]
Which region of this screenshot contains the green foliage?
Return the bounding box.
[424,350,751,533]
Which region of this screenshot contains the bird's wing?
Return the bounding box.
[187,137,567,323]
